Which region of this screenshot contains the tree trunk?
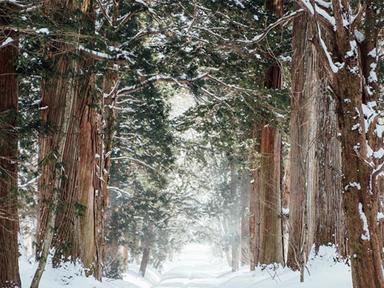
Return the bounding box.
[228,159,241,272]
[231,241,240,272]
[36,0,104,280]
[298,0,382,285]
[249,124,261,270]
[288,10,347,271]
[139,237,151,277]
[287,13,320,271]
[281,155,290,263]
[0,21,21,288]
[52,54,104,278]
[334,69,383,288]
[33,43,75,288]
[101,0,120,213]
[240,172,251,265]
[258,126,283,264]
[314,95,346,254]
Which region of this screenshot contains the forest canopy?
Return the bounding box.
[0,0,383,288]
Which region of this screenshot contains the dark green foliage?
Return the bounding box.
[11,0,295,277]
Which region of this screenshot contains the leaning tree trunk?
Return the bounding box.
[258,126,283,264]
[0,20,21,288]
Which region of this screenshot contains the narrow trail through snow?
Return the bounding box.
[151,244,353,288]
[154,244,231,288]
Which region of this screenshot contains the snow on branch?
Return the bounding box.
[237,9,304,45]
[358,202,370,241]
[0,0,40,12]
[0,37,15,49]
[0,0,27,7]
[117,73,210,96]
[78,45,135,64]
[295,0,335,33]
[111,156,157,171]
[316,24,344,73]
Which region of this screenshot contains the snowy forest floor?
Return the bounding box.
[20,244,352,288]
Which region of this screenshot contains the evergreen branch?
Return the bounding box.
[111,156,157,171]
[117,73,210,96]
[236,9,304,45]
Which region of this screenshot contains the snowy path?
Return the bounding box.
[154,244,231,288]
[153,244,353,288]
[18,243,352,287]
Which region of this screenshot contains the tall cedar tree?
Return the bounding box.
[0,3,21,287]
[295,0,383,286]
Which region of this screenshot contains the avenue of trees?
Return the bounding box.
[0,0,383,288]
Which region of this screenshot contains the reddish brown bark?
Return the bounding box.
[52,55,104,279]
[34,5,76,282]
[265,0,283,17]
[37,51,73,255]
[287,14,319,271]
[314,95,346,254]
[249,125,283,267]
[299,0,383,285]
[36,0,105,280]
[287,11,347,274]
[258,126,283,264]
[249,0,284,269]
[335,69,383,288]
[0,24,20,288]
[36,0,77,258]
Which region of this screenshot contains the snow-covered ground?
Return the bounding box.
[19,243,352,288]
[155,244,352,288]
[19,255,157,288]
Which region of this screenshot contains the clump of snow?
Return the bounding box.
[354,30,365,43]
[375,118,384,138]
[282,207,290,217]
[345,182,361,191]
[0,37,14,48]
[368,63,378,83]
[232,0,245,8]
[377,212,384,222]
[317,25,344,73]
[36,28,50,35]
[358,202,370,241]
